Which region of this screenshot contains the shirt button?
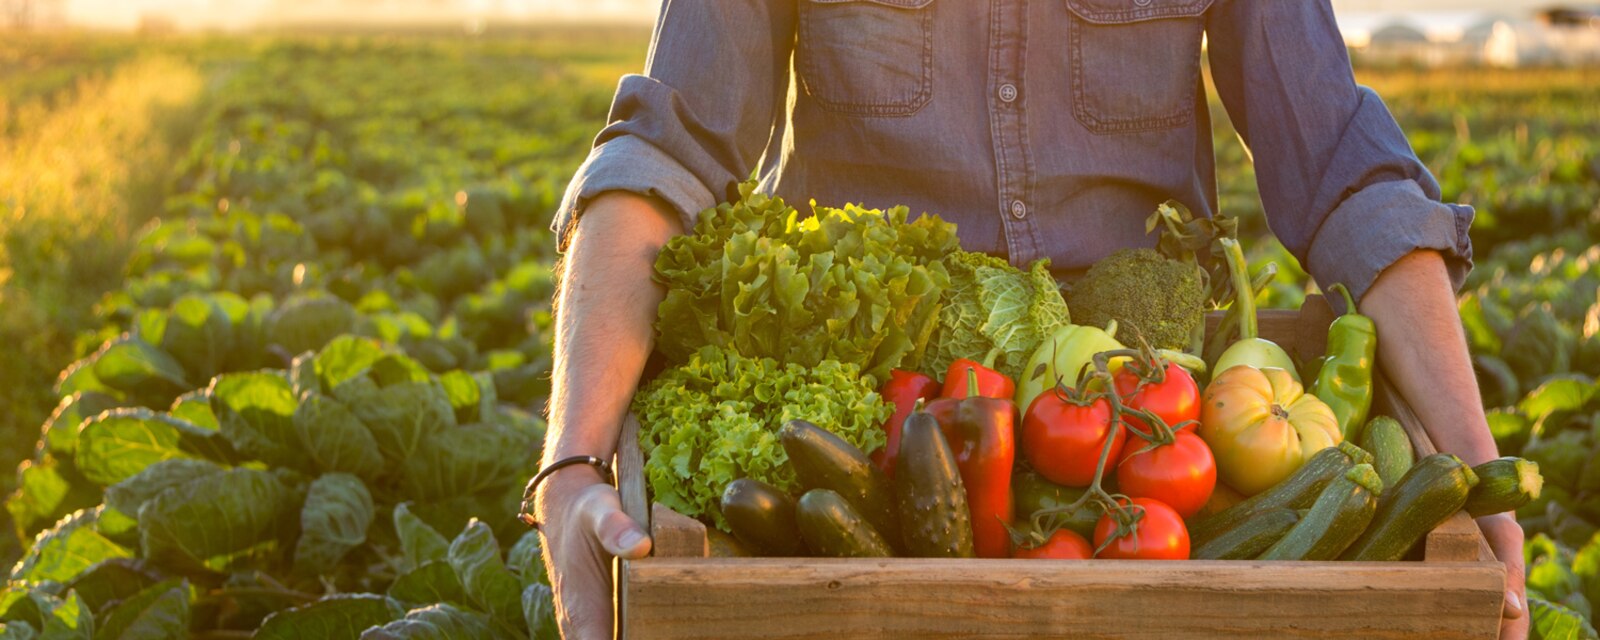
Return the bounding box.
[999,83,1018,103]
[1010,200,1027,219]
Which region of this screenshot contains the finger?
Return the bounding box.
[1482,516,1526,620]
[580,486,653,559]
[551,555,612,640]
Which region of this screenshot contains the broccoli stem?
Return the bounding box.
[1219,238,1257,341]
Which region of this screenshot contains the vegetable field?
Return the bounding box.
[0,29,1597,638]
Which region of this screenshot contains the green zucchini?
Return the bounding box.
[1190,442,1372,546]
[1191,508,1300,560]
[780,419,901,550]
[1360,416,1415,488]
[894,412,974,558]
[1259,464,1383,561]
[1464,457,1542,517]
[1340,453,1478,562]
[720,478,803,556]
[796,489,895,558]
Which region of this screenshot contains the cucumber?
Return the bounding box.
[894,412,974,557]
[720,478,803,556]
[796,489,894,558]
[780,419,901,550]
[1189,442,1371,546]
[1191,508,1300,560]
[1464,457,1543,517]
[1361,416,1415,488]
[1259,464,1383,561]
[1340,453,1478,562]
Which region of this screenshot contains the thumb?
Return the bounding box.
[587,496,652,559]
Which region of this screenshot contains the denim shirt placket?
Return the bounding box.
[987,0,1041,266]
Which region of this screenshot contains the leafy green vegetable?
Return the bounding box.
[392,503,450,571]
[292,393,385,479]
[267,294,361,357]
[74,409,195,487]
[388,562,466,608]
[104,459,225,517]
[358,603,496,640]
[89,336,190,400]
[293,473,376,572]
[632,345,891,529]
[211,372,302,469]
[522,584,556,640]
[95,580,190,640]
[924,250,1070,381]
[255,594,401,640]
[10,510,131,584]
[653,182,958,382]
[138,468,292,571]
[446,520,522,633]
[1532,596,1599,640]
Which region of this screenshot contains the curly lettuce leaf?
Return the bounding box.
[925,251,1070,381]
[653,182,958,381]
[631,346,891,530]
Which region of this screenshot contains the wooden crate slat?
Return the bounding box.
[626,558,1503,640]
[651,503,708,558]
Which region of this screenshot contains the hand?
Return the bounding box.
[1478,512,1527,640]
[537,469,652,640]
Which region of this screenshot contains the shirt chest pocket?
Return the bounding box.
[797,0,935,117]
[1065,0,1212,134]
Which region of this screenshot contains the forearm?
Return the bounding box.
[542,192,683,470]
[1360,249,1498,466]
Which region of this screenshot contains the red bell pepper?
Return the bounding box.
[927,368,1017,558]
[940,356,1014,400]
[872,369,945,479]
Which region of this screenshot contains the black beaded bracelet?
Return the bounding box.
[518,455,615,530]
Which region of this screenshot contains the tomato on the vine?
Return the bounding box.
[1012,529,1093,560]
[1092,497,1190,560]
[1115,430,1217,519]
[1114,361,1200,435]
[1021,390,1124,487]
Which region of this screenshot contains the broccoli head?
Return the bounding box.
[1066,248,1205,351]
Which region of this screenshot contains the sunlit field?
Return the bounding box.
[0,28,1596,636]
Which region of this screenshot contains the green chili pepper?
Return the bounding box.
[1311,283,1377,443]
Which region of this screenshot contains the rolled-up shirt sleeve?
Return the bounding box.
[553,1,796,251]
[1206,0,1473,304]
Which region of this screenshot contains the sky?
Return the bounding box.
[45,0,1560,31]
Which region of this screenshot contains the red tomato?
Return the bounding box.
[1012,529,1093,560]
[1114,361,1200,435]
[1021,391,1124,487]
[1093,498,1190,560]
[1116,430,1217,519]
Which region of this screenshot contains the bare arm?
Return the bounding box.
[1360,248,1526,638]
[1361,249,1497,466]
[536,191,682,640]
[542,192,682,471]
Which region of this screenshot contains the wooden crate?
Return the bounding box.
[613,296,1506,639]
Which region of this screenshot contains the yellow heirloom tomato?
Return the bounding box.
[1199,365,1342,496]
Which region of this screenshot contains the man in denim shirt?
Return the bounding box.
[531,2,1527,638]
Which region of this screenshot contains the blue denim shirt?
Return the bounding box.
[555,0,1473,302]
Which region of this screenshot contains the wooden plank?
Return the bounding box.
[624,558,1503,639]
[651,504,708,559]
[617,415,649,528]
[1204,296,1331,367]
[614,415,647,640]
